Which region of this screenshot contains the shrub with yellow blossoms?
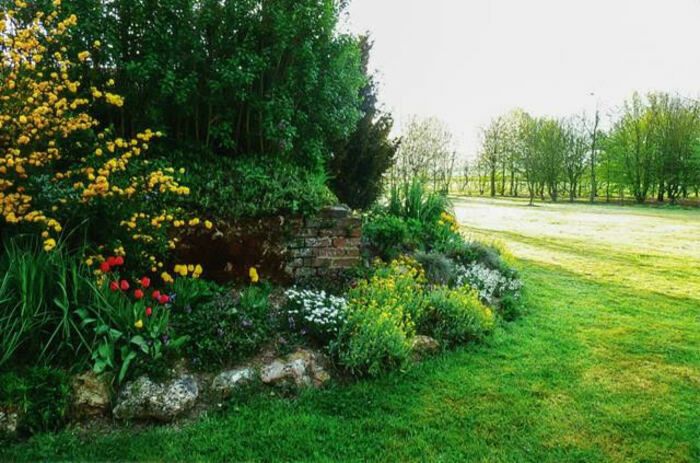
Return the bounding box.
[0,1,206,280]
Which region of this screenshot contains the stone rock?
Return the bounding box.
[411,335,441,359]
[71,372,111,418]
[211,367,256,398]
[113,375,199,422]
[0,407,18,436]
[320,205,350,219]
[260,348,330,388]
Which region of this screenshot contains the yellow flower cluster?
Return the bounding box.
[0,3,193,259]
[0,6,89,251]
[173,264,203,279]
[349,257,428,335]
[438,212,460,232]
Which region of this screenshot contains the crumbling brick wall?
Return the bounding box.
[285,205,362,280]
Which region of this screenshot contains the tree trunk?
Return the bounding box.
[590,110,599,202]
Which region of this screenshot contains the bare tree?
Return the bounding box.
[395,116,455,190]
[479,116,506,197]
[563,115,589,202]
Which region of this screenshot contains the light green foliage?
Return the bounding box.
[420,286,495,347]
[388,179,451,225]
[363,214,410,261]
[473,92,700,205]
[365,179,459,260]
[333,302,412,378]
[333,258,428,377]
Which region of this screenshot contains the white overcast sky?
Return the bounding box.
[345,0,700,158]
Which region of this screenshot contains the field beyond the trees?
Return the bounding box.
[4,198,699,462]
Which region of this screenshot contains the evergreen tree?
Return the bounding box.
[330,37,398,209]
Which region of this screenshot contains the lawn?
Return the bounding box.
[3,198,699,462]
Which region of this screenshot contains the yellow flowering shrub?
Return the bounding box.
[0,2,207,279]
[334,257,429,377]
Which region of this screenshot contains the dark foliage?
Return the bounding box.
[329,37,398,209]
[0,368,72,438]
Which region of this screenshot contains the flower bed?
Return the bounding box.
[0,2,526,444]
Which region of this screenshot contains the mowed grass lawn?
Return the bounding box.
[4,198,699,462]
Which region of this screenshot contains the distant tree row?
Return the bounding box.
[473,92,700,204]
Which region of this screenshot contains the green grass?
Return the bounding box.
[3,198,699,462]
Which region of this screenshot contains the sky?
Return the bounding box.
[345,0,700,159]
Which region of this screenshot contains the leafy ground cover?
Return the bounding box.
[3,198,699,462]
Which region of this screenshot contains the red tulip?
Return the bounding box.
[120,280,130,291]
[109,281,119,292]
[114,256,125,266]
[152,290,161,300]
[145,307,153,317]
[158,294,170,305]
[106,256,117,267]
[100,261,111,273]
[140,276,151,288]
[134,289,144,300]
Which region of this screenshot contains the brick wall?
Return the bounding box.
[285,205,363,280]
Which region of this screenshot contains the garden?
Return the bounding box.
[0,0,524,448]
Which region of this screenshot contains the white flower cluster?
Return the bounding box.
[456,263,523,304]
[284,288,348,337]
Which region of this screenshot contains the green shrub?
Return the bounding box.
[419,287,495,347]
[333,257,427,377]
[414,251,457,286]
[0,367,71,437]
[363,214,410,260]
[333,302,412,377]
[499,293,526,322]
[445,239,508,273]
[365,179,461,259]
[170,277,218,313]
[173,152,336,220]
[172,284,276,371]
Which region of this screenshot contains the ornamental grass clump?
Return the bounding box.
[0,236,95,370]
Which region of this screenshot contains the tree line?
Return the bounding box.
[472,92,700,204]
